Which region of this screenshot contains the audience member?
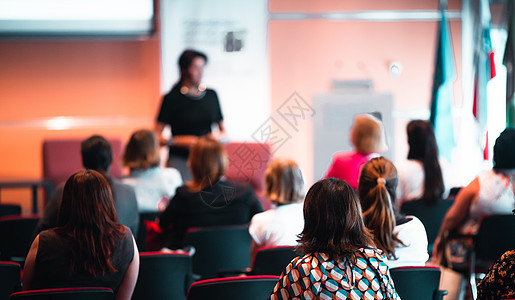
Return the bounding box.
[358,157,429,268]
[396,120,450,209]
[159,137,263,249]
[122,129,182,212]
[155,49,225,181]
[23,170,139,300]
[36,135,139,236]
[433,127,515,258]
[269,178,400,299]
[324,113,387,190]
[249,159,305,258]
[477,249,515,299]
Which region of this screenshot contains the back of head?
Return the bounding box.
[81,135,113,173]
[406,120,444,204]
[188,137,227,189]
[58,170,124,276]
[58,169,118,228]
[351,114,388,154]
[493,127,515,171]
[265,158,305,206]
[122,129,160,170]
[357,157,401,258]
[298,178,373,261]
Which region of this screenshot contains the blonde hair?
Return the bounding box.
[122,129,160,170]
[187,137,227,191]
[351,114,388,154]
[265,159,305,206]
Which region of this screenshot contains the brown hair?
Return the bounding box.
[351,114,388,154]
[265,159,304,206]
[56,170,125,276]
[357,157,404,259]
[298,178,374,262]
[187,137,227,191]
[122,129,160,170]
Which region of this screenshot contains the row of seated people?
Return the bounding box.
[14,117,515,299]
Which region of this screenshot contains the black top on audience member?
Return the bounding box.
[23,170,139,299]
[159,137,263,249]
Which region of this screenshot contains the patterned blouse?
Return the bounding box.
[269,249,400,300]
[477,250,515,300]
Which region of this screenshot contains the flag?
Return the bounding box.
[473,0,495,160]
[503,0,515,127]
[430,8,457,162]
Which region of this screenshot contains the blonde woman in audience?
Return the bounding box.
[249,159,305,258]
[122,129,182,212]
[324,113,388,190]
[358,157,429,268]
[269,178,400,299]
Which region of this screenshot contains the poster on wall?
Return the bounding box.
[160,0,269,141]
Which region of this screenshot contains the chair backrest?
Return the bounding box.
[252,246,298,276]
[132,252,192,300]
[186,275,279,300]
[390,266,442,300]
[0,261,21,300]
[0,205,21,218]
[224,142,272,210]
[10,287,113,300]
[475,214,515,263]
[400,199,454,248]
[42,138,123,189]
[0,215,40,261]
[184,225,252,279]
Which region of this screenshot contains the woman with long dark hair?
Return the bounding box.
[358,157,428,268]
[396,120,447,208]
[269,178,399,299]
[23,170,139,300]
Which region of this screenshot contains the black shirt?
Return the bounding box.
[157,86,223,137]
[33,227,134,293]
[159,180,263,249]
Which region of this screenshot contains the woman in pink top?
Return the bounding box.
[324,113,388,190]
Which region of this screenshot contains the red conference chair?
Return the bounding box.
[390,266,447,300]
[0,261,21,300]
[251,246,299,276]
[9,287,113,300]
[184,225,253,279]
[0,214,40,262]
[42,138,123,190]
[224,142,272,210]
[132,251,193,300]
[186,275,279,300]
